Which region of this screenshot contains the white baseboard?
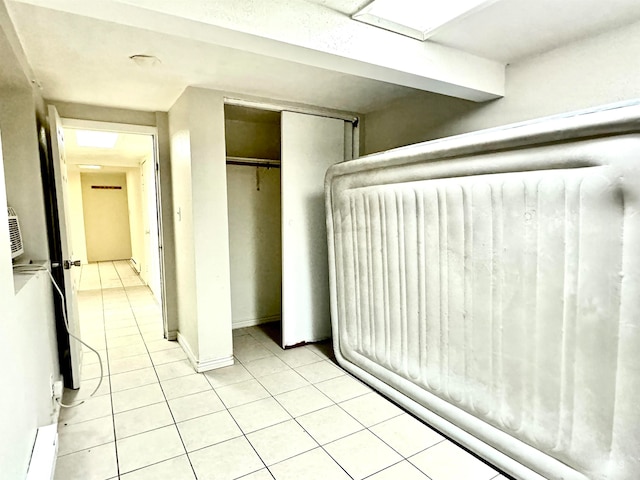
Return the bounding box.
[129,257,141,274]
[232,315,280,330]
[27,424,58,480]
[177,333,234,373]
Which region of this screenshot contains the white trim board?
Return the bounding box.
[178,333,234,373]
[26,424,58,480]
[232,315,280,330]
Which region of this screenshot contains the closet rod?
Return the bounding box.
[226,156,281,168]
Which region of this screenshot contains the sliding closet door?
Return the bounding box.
[281,112,346,347]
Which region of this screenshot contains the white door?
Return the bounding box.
[281,112,346,347]
[141,157,162,303]
[48,105,83,388]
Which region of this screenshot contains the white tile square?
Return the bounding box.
[161,374,211,400]
[57,416,114,456]
[59,394,112,425]
[117,425,185,473]
[305,342,335,361]
[109,353,153,375]
[269,448,350,480]
[80,361,108,381]
[367,461,429,479]
[189,436,265,480]
[258,370,309,396]
[155,359,195,381]
[370,414,444,457]
[151,347,188,365]
[204,363,252,388]
[294,360,344,384]
[146,338,181,352]
[237,469,274,480]
[216,379,270,408]
[325,430,403,480]
[409,440,498,480]
[168,390,226,423]
[106,343,148,360]
[177,410,243,452]
[110,367,158,392]
[244,356,290,378]
[229,397,291,433]
[112,383,165,414]
[247,420,318,466]
[315,375,371,403]
[120,455,195,480]
[105,326,139,339]
[234,336,274,363]
[296,405,363,445]
[274,385,333,418]
[114,402,174,439]
[54,442,117,480]
[82,349,107,365]
[274,347,322,368]
[107,334,144,349]
[339,392,403,427]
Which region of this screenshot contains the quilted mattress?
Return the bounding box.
[325,102,640,480]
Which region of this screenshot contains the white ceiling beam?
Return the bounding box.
[12,0,505,102]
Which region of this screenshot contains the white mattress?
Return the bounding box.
[325,102,640,480]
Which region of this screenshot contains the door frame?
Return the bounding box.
[224,97,360,159]
[59,118,170,339]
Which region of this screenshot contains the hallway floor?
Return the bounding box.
[54,261,506,480]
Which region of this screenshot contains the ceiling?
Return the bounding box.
[64,128,154,169]
[6,0,640,114]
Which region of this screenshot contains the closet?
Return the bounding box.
[224,104,353,348]
[225,105,282,339]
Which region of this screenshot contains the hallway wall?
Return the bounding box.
[81,172,132,262]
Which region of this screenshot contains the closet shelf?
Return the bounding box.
[226,156,281,168]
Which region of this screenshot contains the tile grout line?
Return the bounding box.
[112,260,199,479]
[216,339,357,479]
[98,262,122,479]
[200,361,272,477]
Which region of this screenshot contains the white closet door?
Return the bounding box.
[281,111,346,348]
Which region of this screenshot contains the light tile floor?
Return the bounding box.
[55,260,509,480]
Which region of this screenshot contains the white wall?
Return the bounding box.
[81,172,133,262]
[169,87,233,370]
[225,119,280,159]
[363,19,640,153]
[126,167,144,271]
[168,91,198,355]
[0,88,50,260]
[0,9,60,475]
[227,165,281,328]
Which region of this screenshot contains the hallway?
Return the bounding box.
[53,261,503,480]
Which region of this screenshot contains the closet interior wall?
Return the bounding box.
[225,105,282,331]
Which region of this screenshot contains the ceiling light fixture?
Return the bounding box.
[75,130,118,149]
[353,0,495,41]
[78,165,103,170]
[129,54,161,67]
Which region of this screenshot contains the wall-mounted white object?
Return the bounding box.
[7,206,24,259]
